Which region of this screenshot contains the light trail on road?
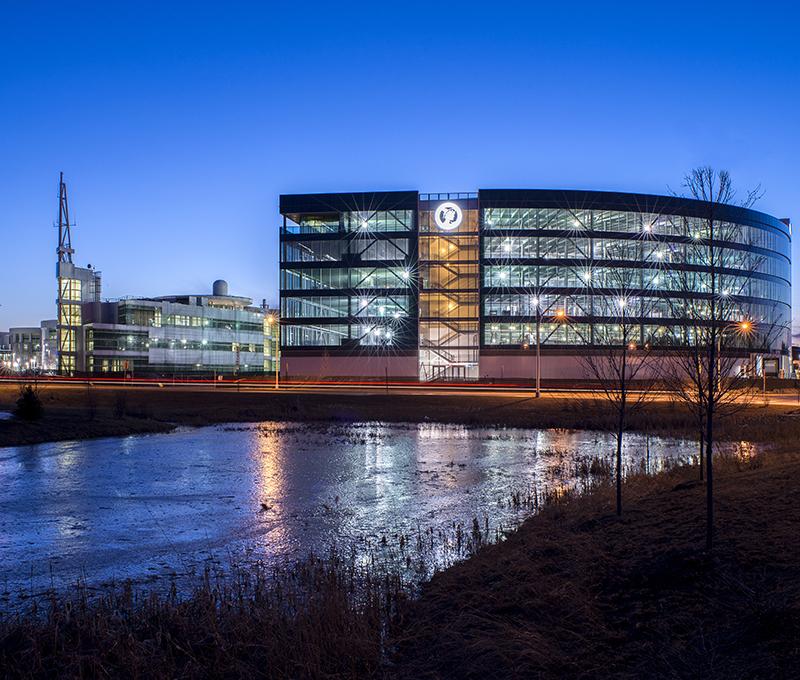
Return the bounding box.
[2,376,796,404]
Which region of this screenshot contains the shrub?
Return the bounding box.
[113,392,127,419]
[15,384,43,421]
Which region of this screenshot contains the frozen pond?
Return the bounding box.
[0,422,756,597]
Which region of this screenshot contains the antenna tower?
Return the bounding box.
[57,172,74,264]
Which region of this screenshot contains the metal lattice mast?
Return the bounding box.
[57,172,74,264]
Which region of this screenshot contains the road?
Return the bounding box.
[2,376,798,405]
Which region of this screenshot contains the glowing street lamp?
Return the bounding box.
[716,319,756,391]
[532,306,568,398]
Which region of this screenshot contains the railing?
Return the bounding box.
[419,340,457,364]
[281,223,340,235]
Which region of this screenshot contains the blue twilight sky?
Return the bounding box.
[0,1,798,331]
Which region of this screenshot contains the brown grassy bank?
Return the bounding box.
[0,555,391,679]
[390,453,800,679]
[1,453,798,678]
[2,382,800,447]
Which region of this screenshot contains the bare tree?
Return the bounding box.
[575,237,660,516]
[661,167,789,550]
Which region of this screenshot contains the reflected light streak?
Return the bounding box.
[255,426,290,551]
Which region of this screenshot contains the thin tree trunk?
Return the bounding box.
[616,411,624,516]
[698,429,704,481]
[706,209,717,553]
[616,342,627,517]
[705,396,714,551]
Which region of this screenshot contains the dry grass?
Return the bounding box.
[0,553,392,679]
[390,451,800,679]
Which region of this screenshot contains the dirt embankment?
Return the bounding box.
[390,454,800,679]
[2,382,800,447]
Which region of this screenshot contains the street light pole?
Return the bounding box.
[716,319,754,391]
[534,304,567,398]
[274,322,280,390]
[268,314,280,390]
[535,308,541,398]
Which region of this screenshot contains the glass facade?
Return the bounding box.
[57,277,81,371]
[280,194,418,352]
[280,190,791,380]
[480,204,790,353]
[418,193,480,381]
[83,298,273,376]
[56,262,101,375]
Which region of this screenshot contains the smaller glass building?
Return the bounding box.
[78,281,277,377]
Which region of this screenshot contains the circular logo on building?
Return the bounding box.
[434,202,463,231]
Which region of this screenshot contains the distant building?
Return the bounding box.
[78,280,278,377]
[9,326,43,372]
[0,332,12,372]
[5,321,59,373]
[40,319,58,371]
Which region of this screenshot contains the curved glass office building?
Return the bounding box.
[279,190,791,381]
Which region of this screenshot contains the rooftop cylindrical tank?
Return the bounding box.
[212,279,229,297]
